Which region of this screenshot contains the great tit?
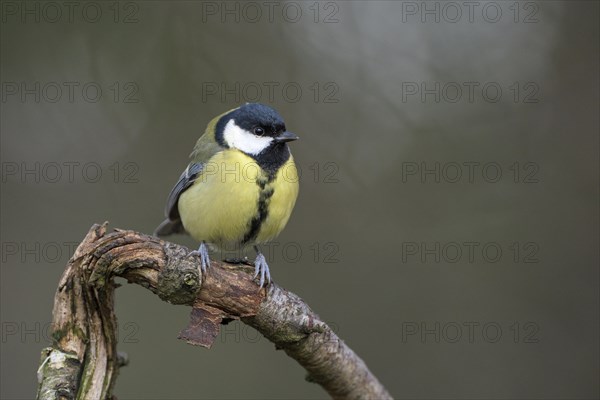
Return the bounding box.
[154,103,299,287]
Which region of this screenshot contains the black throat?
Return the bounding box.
[249,143,291,177]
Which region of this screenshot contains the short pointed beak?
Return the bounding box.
[274,131,299,143]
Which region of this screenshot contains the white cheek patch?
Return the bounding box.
[223,119,273,155]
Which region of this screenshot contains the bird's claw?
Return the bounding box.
[253,253,271,288]
[190,242,211,273]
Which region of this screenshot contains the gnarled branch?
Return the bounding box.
[36,223,391,400]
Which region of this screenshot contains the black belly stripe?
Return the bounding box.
[242,174,275,245]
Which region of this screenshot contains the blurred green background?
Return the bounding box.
[1,1,598,399]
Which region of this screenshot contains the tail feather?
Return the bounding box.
[154,219,185,237]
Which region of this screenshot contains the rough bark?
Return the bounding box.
[36,223,392,400]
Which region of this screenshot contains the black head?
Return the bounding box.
[214,104,298,171]
[224,103,285,136]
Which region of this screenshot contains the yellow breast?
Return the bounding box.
[178,150,299,249]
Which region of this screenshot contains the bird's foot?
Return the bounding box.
[190,242,211,273]
[253,252,271,288]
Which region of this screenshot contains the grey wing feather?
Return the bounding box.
[165,162,203,219]
[154,162,203,237]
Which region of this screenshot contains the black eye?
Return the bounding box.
[253,127,264,136]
